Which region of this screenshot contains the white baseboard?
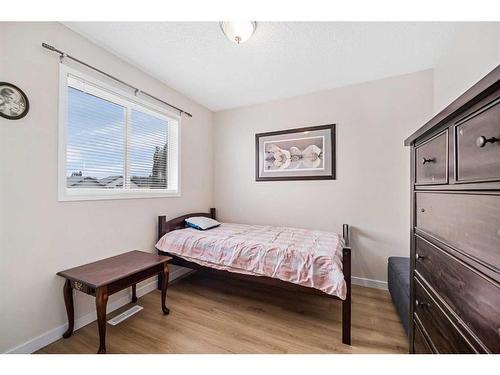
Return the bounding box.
[352,276,388,290]
[6,268,191,354]
[169,267,193,282]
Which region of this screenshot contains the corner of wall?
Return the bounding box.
[433,22,500,114]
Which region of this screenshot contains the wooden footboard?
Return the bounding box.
[156,208,353,346]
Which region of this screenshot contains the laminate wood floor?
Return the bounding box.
[37,273,408,354]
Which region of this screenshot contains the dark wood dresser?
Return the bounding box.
[405,65,500,354]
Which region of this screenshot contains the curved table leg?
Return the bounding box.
[161,263,170,315]
[96,286,109,354]
[62,280,74,339]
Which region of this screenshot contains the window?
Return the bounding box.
[59,65,180,201]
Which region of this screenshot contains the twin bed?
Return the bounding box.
[155,208,352,345]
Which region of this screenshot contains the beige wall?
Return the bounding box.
[433,22,500,113]
[0,22,214,352]
[3,21,494,353]
[213,70,433,285]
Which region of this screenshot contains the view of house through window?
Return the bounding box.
[66,86,127,189]
[61,71,179,199]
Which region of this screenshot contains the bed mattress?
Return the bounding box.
[155,222,347,299]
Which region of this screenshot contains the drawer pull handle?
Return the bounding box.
[415,300,430,308]
[476,136,498,148]
[416,253,426,260]
[422,157,436,164]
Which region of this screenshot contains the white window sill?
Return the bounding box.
[58,189,181,202]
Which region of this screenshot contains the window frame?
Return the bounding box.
[58,64,181,202]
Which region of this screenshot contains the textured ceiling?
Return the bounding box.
[64,22,460,111]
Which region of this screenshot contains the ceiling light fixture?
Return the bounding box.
[220,21,257,44]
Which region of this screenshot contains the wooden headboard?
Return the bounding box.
[157,208,216,240]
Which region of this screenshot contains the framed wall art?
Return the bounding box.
[0,82,30,120]
[255,124,336,181]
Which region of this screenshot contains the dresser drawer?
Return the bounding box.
[456,97,500,183]
[413,321,434,354]
[415,131,448,185]
[415,192,500,271]
[415,236,500,352]
[414,279,476,353]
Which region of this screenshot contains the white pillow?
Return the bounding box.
[185,216,220,230]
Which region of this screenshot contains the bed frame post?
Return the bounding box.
[210,208,216,220]
[343,224,349,245]
[342,224,351,345]
[158,215,167,241]
[157,215,167,290]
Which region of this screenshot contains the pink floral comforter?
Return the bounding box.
[155,223,346,299]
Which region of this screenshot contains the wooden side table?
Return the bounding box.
[57,250,172,354]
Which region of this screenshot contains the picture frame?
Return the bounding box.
[255,124,336,181]
[0,82,30,120]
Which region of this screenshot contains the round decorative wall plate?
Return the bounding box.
[0,82,29,120]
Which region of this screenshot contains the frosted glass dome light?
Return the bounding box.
[220,22,257,44]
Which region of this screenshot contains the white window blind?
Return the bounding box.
[59,66,180,201]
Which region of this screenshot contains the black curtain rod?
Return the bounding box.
[42,42,193,118]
